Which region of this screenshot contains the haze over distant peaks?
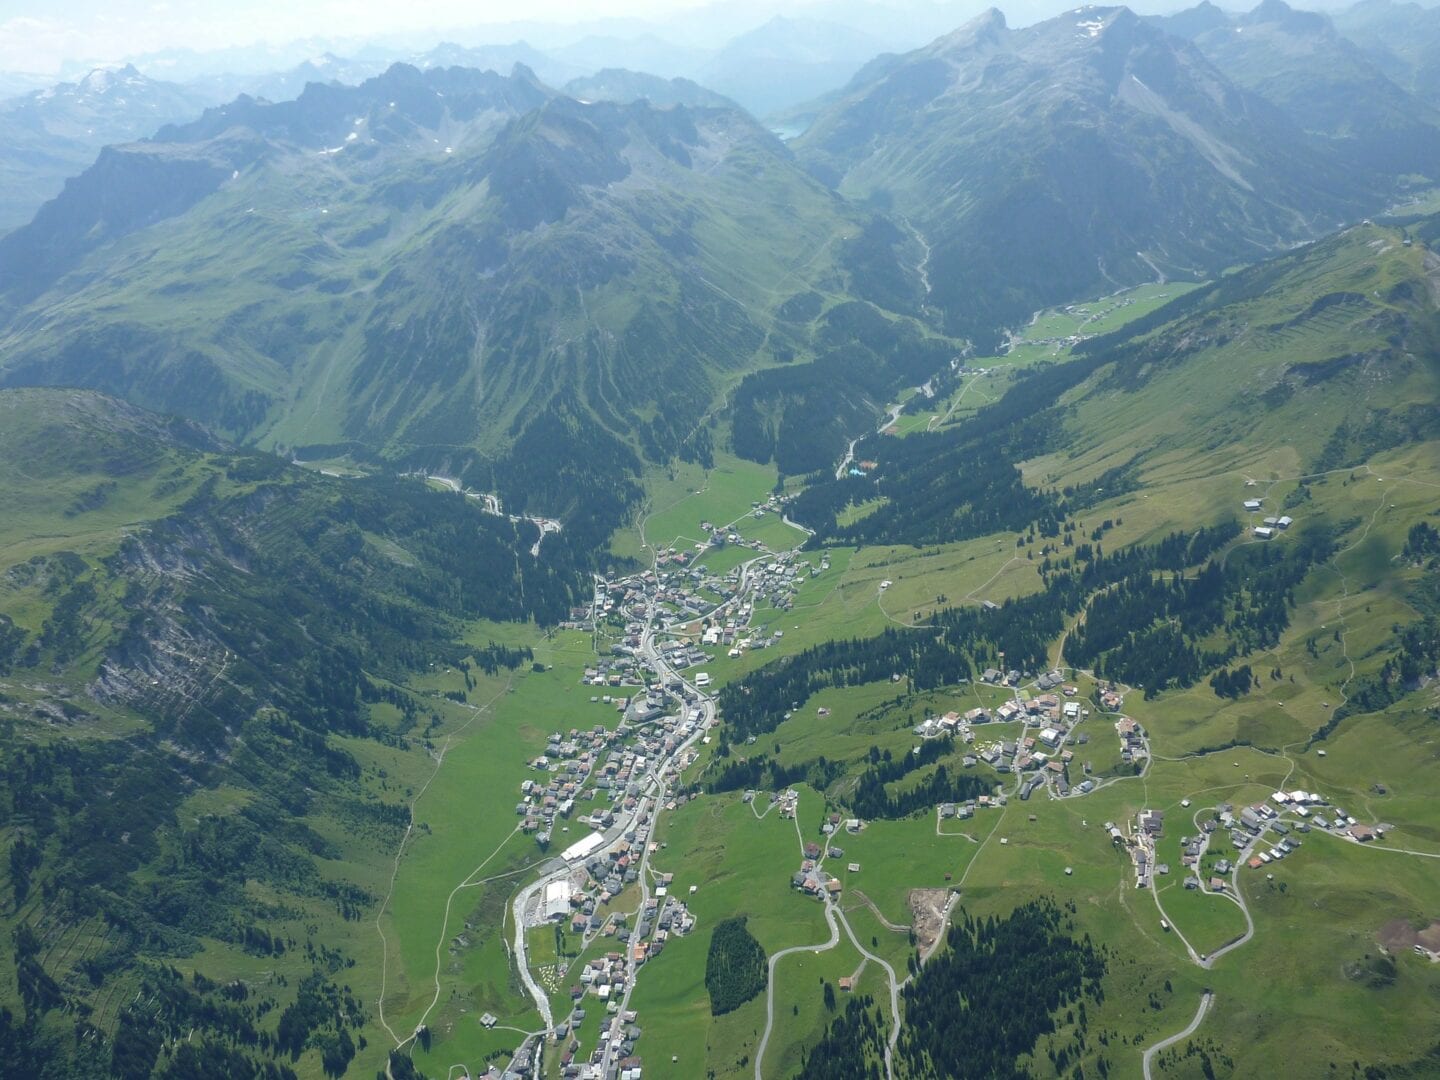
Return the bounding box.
[563,68,737,108]
[0,62,209,230]
[1182,0,1440,175]
[794,3,1392,338]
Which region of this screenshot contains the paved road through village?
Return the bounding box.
[509,545,764,1076]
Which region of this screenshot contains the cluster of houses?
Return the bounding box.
[1242,496,1296,540]
[940,794,1005,818]
[516,688,707,852]
[513,677,710,1071]
[554,995,645,1079]
[629,568,717,622]
[697,610,786,660]
[524,830,675,941]
[690,555,814,640]
[914,687,1085,742]
[587,559,748,633]
[1114,716,1148,768]
[700,513,775,551]
[1120,786,1395,905]
[792,838,845,899]
[788,811,869,895]
[591,575,660,625]
[980,667,1027,687]
[933,691,1098,798]
[556,873,697,971]
[1125,809,1166,888]
[574,838,650,916]
[516,726,613,843]
[498,540,827,1079]
[584,653,647,688]
[905,679,1129,806]
[744,550,815,614]
[588,549,822,677]
[976,667,1079,694]
[656,637,713,671]
[1220,797,1296,853]
[1262,789,1391,845]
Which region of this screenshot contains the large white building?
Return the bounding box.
[561,831,607,864]
[543,879,570,921]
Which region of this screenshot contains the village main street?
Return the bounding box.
[505,536,777,1076]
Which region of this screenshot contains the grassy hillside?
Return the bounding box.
[2,55,1439,1080]
[791,220,1440,547]
[0,388,587,1079]
[651,219,1440,1077]
[0,68,954,536]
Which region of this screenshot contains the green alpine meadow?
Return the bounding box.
[0,2,1438,1078]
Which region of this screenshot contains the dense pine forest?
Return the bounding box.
[896,898,1109,1078]
[1065,522,1339,697]
[705,917,768,1015]
[798,995,886,1080]
[703,737,990,820]
[798,899,1109,1079]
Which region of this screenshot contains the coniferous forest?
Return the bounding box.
[799,899,1109,1079]
[705,917,768,1016]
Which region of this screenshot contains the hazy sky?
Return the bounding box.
[0,0,1250,74]
[0,0,744,73]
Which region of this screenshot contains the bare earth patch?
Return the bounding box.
[1377,917,1440,955]
[908,888,951,953]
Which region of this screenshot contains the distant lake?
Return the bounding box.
[769,123,809,141]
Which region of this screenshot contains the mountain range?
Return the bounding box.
[0,65,210,231]
[1,4,1439,1078]
[1,1,1437,527]
[1155,0,1440,176]
[0,61,940,529]
[561,69,737,109]
[0,17,901,233]
[792,3,1431,339]
[792,215,1440,544]
[1,204,1435,1080]
[1332,0,1440,106]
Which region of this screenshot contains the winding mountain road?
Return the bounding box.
[1142,992,1214,1080]
[1202,870,1255,969]
[755,899,842,1080]
[835,904,900,1080]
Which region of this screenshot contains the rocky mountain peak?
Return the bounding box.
[1243,0,1333,34]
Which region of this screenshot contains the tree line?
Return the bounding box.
[0,464,571,1076]
[717,523,1241,742]
[1065,522,1338,697]
[799,898,1111,1079]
